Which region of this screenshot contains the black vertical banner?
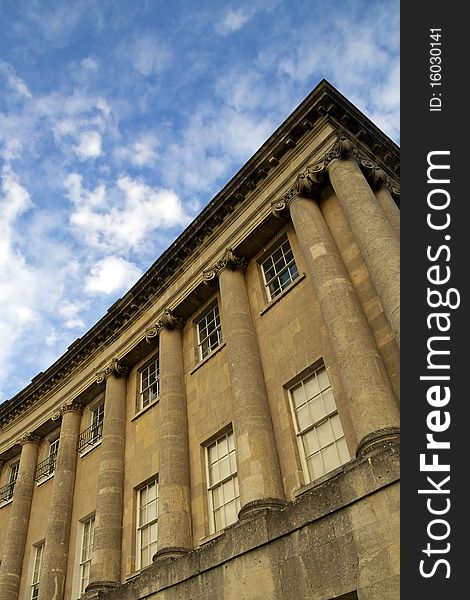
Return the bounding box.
[401,2,467,597]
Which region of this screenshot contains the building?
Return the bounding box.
[0,80,400,600]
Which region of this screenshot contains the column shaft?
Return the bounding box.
[154,323,192,561]
[38,406,82,600]
[218,266,284,516]
[0,438,40,600]
[376,185,400,237]
[289,195,399,455]
[328,157,400,346]
[87,372,126,593]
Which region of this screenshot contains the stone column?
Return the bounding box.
[272,189,399,456]
[37,402,83,600]
[86,359,127,595]
[204,250,285,518]
[0,433,41,600]
[150,309,192,562]
[325,137,400,347]
[371,169,400,237]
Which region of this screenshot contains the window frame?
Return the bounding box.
[30,542,44,600]
[196,302,223,361]
[288,366,350,484]
[78,515,95,596]
[205,430,240,534]
[136,478,159,570]
[138,355,160,411]
[260,236,300,302]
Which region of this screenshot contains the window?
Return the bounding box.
[197,304,223,360]
[0,462,19,504]
[206,431,240,533]
[35,439,59,482]
[137,479,158,569]
[30,543,44,600]
[79,516,95,595]
[139,357,160,410]
[77,403,104,454]
[261,238,299,301]
[289,367,350,483]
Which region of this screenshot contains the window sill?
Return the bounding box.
[0,498,13,509]
[198,529,225,546]
[36,473,54,487]
[293,459,354,498]
[79,440,102,458]
[131,398,159,421]
[259,273,306,316]
[189,342,226,375]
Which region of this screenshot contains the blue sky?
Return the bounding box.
[0,0,399,402]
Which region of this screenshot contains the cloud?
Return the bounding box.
[64,173,191,253]
[115,133,158,167]
[76,131,102,159]
[85,256,142,294]
[0,59,32,99]
[216,9,251,35]
[126,35,172,76]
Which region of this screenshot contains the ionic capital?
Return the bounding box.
[203,248,247,286]
[363,165,400,198]
[52,400,84,421]
[271,162,325,218]
[17,432,42,447]
[95,358,128,384]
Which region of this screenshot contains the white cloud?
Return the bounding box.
[115,133,158,166]
[85,256,142,294]
[127,35,172,76]
[216,9,251,34]
[0,59,32,98]
[64,173,190,253]
[76,131,102,159]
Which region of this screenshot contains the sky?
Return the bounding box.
[0,0,399,403]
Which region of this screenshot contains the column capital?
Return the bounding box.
[52,400,84,421]
[17,432,42,447]
[271,163,325,218]
[203,247,247,286]
[157,308,185,331]
[95,358,128,384]
[364,165,400,198]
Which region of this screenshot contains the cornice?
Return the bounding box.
[0,80,400,428]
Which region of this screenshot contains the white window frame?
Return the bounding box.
[205,430,240,534]
[261,237,300,301]
[47,438,59,475]
[196,303,223,361]
[79,515,95,596]
[138,356,160,411]
[136,479,159,570]
[289,366,350,484]
[30,542,44,600]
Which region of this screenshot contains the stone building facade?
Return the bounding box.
[0,80,400,600]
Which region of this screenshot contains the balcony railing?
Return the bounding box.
[0,481,15,504]
[77,421,103,454]
[34,454,57,482]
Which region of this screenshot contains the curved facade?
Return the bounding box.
[0,80,400,600]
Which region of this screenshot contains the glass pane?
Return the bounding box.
[337,437,350,464]
[147,499,157,522]
[229,451,237,474]
[217,436,228,458]
[212,486,222,509]
[317,369,330,391]
[322,444,340,473]
[225,500,237,526]
[291,385,305,409]
[308,396,326,423]
[214,508,224,531]
[322,388,336,414]
[218,456,230,480]
[141,526,149,548]
[302,429,319,456]
[209,463,218,486]
[307,453,324,480]
[304,375,320,400]
[296,404,311,431]
[317,420,334,448]
[227,433,234,451]
[208,443,218,464]
[223,478,235,502]
[331,413,344,439]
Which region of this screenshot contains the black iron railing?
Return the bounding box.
[77,421,103,453]
[0,481,15,504]
[34,454,57,482]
